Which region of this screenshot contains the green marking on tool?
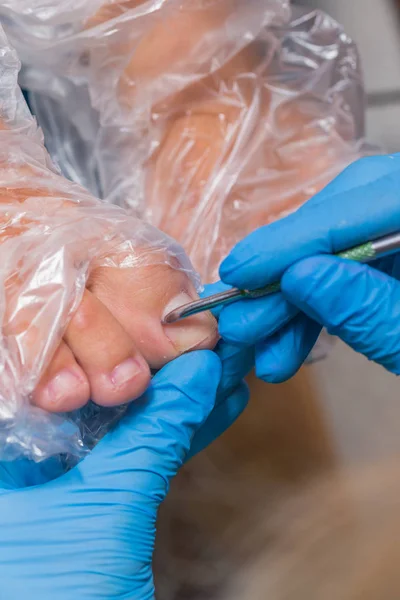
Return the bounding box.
[241,241,377,300]
[338,241,376,262]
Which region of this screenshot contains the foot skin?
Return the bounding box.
[33,265,217,412]
[0,125,218,416]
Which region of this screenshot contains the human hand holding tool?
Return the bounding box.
[218,155,400,380]
[165,231,400,323]
[167,155,400,381]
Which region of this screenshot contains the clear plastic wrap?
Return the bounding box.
[0,23,198,462]
[0,1,375,461]
[0,1,371,282]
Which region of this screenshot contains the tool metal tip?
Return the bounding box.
[163,296,212,324]
[163,307,183,324]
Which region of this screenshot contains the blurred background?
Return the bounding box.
[297,0,400,467]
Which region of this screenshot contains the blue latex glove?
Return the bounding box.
[218,154,400,381]
[188,282,254,457]
[0,351,222,599]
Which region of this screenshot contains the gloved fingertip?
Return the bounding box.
[219,238,258,285]
[218,319,251,347]
[255,352,302,384]
[219,256,238,283]
[255,333,303,384]
[191,349,222,377]
[160,350,222,393]
[255,315,322,384]
[201,280,232,298]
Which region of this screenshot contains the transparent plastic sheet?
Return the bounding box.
[1,1,375,370]
[0,1,372,279]
[0,2,376,463]
[0,23,198,462]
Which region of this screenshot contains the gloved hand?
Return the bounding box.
[188,281,253,457]
[0,351,224,599]
[218,154,400,381]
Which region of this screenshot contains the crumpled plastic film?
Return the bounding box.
[0,23,197,462]
[0,1,377,445]
[0,1,373,283]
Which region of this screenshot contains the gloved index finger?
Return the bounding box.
[76,351,221,496]
[220,157,400,290]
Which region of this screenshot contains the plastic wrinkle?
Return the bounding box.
[0,23,197,462]
[1,1,374,282]
[0,0,376,460]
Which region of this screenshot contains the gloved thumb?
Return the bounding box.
[281,255,400,374]
[76,351,221,503]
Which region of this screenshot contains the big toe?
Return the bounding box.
[88,262,218,370]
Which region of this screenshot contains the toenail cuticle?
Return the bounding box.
[163,292,217,352]
[162,292,196,322]
[110,358,143,388]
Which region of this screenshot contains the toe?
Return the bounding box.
[32,341,90,413]
[64,289,151,407]
[88,263,219,370]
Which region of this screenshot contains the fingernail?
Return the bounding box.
[163,292,218,353]
[109,358,143,389]
[43,369,86,407]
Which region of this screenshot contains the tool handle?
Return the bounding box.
[242,241,376,300]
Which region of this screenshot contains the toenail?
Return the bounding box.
[162,292,197,323]
[110,358,143,388]
[163,292,217,353]
[42,369,86,408]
